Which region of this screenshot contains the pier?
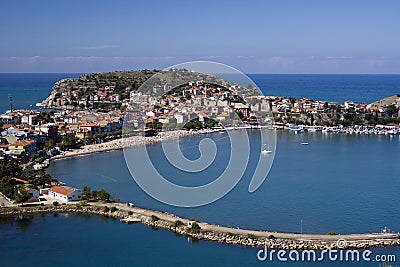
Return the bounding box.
[1,202,399,250]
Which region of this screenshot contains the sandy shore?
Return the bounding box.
[51,130,201,160]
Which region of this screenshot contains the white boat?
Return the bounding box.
[301,142,309,145]
[289,125,304,134]
[261,149,272,155]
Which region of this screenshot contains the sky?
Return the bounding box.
[0,0,400,73]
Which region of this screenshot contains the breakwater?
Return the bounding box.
[1,203,399,250]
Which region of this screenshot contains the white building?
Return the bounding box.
[48,186,82,202]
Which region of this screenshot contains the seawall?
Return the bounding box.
[1,203,399,250]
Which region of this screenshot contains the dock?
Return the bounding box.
[120,217,141,224]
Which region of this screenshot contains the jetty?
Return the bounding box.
[1,202,400,250]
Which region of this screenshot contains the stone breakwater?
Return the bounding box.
[2,203,399,250]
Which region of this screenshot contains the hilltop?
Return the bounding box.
[37,70,160,110]
[368,94,400,108]
[36,69,227,111]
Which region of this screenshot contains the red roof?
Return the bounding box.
[49,186,76,195]
[10,139,35,147]
[11,177,29,184]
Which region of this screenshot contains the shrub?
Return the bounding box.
[190,222,201,233]
[268,235,276,239]
[103,206,110,212]
[247,234,256,239]
[189,218,199,222]
[151,215,159,222]
[110,206,117,212]
[327,232,338,235]
[226,232,238,237]
[127,211,133,215]
[171,220,184,228]
[52,201,59,206]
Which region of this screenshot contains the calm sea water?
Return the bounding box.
[2,74,400,266]
[3,213,399,267]
[47,131,400,235]
[248,74,400,104]
[0,73,80,113]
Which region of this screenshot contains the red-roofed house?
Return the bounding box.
[8,139,36,156]
[48,186,82,202]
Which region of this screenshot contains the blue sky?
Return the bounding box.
[1,0,399,73]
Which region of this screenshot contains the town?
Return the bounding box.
[1,74,400,205]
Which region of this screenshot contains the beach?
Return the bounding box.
[51,130,202,160]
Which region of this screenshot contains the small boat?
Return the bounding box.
[301,142,309,145]
[121,218,141,224]
[261,149,272,155]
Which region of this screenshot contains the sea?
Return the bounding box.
[1,73,400,266]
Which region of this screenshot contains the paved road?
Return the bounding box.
[0,193,13,207]
[100,202,399,243]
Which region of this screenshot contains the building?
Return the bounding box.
[35,123,59,142]
[48,186,82,202]
[23,187,39,201]
[233,103,251,117]
[8,139,36,156]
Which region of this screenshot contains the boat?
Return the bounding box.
[289,125,304,134]
[262,144,272,154]
[301,142,309,145]
[261,149,272,155]
[120,218,141,224]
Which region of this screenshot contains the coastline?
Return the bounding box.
[37,127,400,251]
[2,203,399,250]
[51,129,202,160]
[49,125,399,162]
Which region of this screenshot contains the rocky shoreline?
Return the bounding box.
[2,203,399,250]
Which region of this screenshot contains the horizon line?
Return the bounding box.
[1,71,400,75]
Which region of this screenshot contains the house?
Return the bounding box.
[233,103,250,117]
[75,128,91,139]
[8,139,36,156]
[35,123,59,142]
[109,94,121,102]
[23,187,39,201]
[48,186,82,202]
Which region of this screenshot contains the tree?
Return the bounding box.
[386,105,399,117]
[171,220,184,228]
[0,159,21,178]
[61,134,77,150]
[44,139,55,149]
[91,190,98,200]
[97,189,110,201]
[83,185,91,200]
[14,189,29,204]
[190,222,201,233]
